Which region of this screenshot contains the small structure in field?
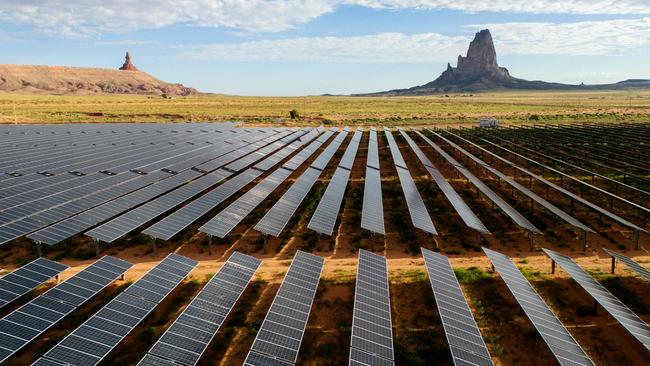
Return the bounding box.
[479,118,499,128]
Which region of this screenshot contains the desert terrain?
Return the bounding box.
[0,122,647,365]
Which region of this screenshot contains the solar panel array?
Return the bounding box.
[431,130,594,234]
[200,129,331,238]
[602,248,650,282]
[28,170,203,245]
[483,248,594,366]
[543,248,650,351]
[138,252,262,366]
[400,129,489,234]
[142,129,311,241]
[200,167,294,238]
[253,130,335,237]
[35,253,197,366]
[0,124,294,246]
[244,250,324,365]
[384,128,437,235]
[91,129,307,242]
[308,128,362,236]
[421,248,493,366]
[443,130,644,234]
[0,256,132,363]
[414,131,541,234]
[349,249,395,366]
[361,128,385,235]
[0,258,68,309]
[254,129,348,237]
[477,137,650,218]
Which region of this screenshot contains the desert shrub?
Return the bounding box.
[455,267,489,283]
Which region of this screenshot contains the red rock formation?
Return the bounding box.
[119,52,138,71]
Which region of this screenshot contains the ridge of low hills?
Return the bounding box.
[0,58,198,96]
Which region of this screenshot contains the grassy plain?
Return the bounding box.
[1,90,649,125]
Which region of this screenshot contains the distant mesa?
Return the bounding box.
[362,29,650,96]
[0,52,198,96]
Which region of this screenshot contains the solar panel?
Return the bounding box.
[483,248,594,366]
[602,248,650,282]
[248,130,347,237]
[384,128,437,235]
[477,137,650,216]
[0,258,68,309]
[307,129,362,236]
[361,129,385,235]
[421,248,493,366]
[400,129,489,234]
[414,131,541,234]
[310,128,349,171]
[543,248,650,351]
[84,130,284,243]
[430,130,594,234]
[442,130,644,234]
[28,170,204,245]
[198,131,329,239]
[366,128,380,170]
[245,251,324,364]
[0,169,177,246]
[244,351,293,366]
[0,256,132,363]
[349,249,395,364]
[141,132,314,241]
[200,167,294,238]
[35,253,197,366]
[138,251,261,366]
[254,168,320,237]
[282,129,336,171]
[87,169,231,243]
[349,347,395,366]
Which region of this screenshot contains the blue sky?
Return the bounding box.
[1,1,649,96]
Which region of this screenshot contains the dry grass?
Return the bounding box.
[1,90,649,125]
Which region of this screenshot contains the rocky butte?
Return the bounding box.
[119,52,138,71]
[362,29,650,95]
[0,52,198,96]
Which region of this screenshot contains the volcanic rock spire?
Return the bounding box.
[431,29,510,87]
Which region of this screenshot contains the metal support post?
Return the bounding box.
[551,260,556,274]
[94,240,100,258]
[35,241,42,257]
[151,237,157,257]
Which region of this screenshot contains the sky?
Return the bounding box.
[1,1,649,96]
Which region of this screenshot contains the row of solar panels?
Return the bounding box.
[2,126,647,254]
[2,246,648,365]
[0,127,300,245]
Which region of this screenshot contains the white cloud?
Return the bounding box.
[350,0,650,15]
[183,18,650,63]
[0,0,336,36]
[184,32,468,62]
[2,1,650,36]
[476,18,650,55]
[95,40,160,46]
